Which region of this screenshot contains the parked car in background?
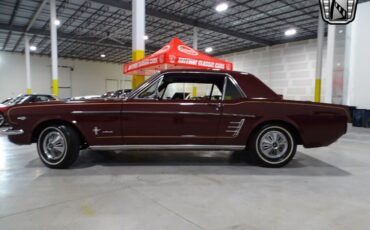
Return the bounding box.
[102,89,132,99]
[101,91,115,98]
[0,94,56,127]
[1,98,13,105]
[0,69,351,168]
[69,95,102,101]
[113,89,132,98]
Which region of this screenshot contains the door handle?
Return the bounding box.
[208,103,222,111]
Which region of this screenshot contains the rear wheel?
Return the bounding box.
[248,125,296,167]
[37,125,80,169]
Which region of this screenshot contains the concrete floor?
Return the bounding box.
[0,126,370,230]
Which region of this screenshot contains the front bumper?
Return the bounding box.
[0,127,24,136]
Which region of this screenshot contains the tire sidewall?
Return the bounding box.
[37,125,79,168]
[254,125,296,167]
[37,126,69,166]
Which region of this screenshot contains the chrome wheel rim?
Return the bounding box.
[259,130,288,159]
[0,114,4,126]
[42,131,66,161]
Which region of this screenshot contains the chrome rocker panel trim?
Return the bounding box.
[89,145,245,151]
[0,128,24,136]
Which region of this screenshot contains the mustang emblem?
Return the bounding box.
[92,126,101,135]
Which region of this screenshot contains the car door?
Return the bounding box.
[121,73,225,145]
[217,76,250,146]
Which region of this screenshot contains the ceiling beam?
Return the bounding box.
[26,0,48,31]
[8,0,21,26]
[91,0,272,45]
[2,0,21,50]
[0,23,161,52]
[214,34,320,56]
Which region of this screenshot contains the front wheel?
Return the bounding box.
[37,125,80,169]
[0,113,5,127]
[248,125,297,167]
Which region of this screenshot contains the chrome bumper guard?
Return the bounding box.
[0,127,24,136]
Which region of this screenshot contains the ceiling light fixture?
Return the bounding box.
[205,47,213,53]
[284,28,297,36]
[100,54,106,58]
[215,2,228,12]
[54,19,61,26]
[30,45,37,51]
[144,35,148,40]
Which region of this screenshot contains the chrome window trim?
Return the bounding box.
[225,73,247,98]
[129,73,163,99]
[222,75,227,101]
[128,71,247,101]
[89,144,245,151]
[133,75,165,100]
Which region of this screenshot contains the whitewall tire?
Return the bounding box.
[37,125,80,169]
[248,125,297,167]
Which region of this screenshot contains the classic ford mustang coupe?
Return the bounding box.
[0,69,350,168]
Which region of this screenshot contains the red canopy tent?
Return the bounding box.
[123,37,233,76]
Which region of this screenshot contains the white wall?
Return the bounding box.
[345,1,370,109]
[0,51,129,100]
[219,39,327,101]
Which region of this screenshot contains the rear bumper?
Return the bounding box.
[0,127,24,136]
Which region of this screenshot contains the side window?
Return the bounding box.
[224,78,244,101]
[48,96,55,101]
[134,74,225,101]
[162,82,222,101]
[34,96,49,102]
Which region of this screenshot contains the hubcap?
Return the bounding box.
[42,131,66,161]
[259,130,288,159]
[0,114,4,126]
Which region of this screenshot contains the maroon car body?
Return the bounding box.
[0,94,56,127]
[1,69,350,168]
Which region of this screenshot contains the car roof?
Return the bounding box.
[158,69,280,100]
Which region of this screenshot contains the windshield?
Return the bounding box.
[6,95,28,105]
[128,72,161,98]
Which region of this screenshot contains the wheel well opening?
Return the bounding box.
[250,120,303,145]
[31,120,86,145]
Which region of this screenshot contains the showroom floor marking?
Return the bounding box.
[127,185,205,230]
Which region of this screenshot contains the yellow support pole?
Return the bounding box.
[50,0,59,97]
[192,86,197,97]
[132,50,145,89]
[314,79,321,102]
[314,13,324,103]
[52,79,58,97]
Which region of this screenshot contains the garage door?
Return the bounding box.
[58,67,72,99]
